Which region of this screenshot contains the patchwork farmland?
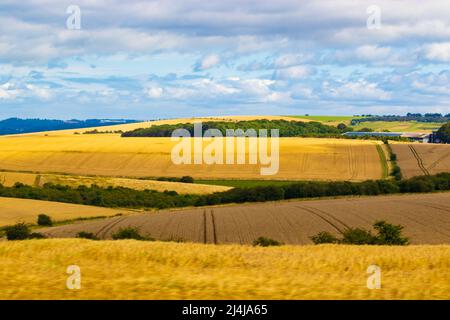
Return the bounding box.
[40,192,450,245]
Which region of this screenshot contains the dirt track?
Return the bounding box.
[40,192,450,244]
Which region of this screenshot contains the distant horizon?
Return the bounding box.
[2,112,449,122]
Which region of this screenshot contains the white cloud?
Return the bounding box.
[25,84,51,100]
[273,66,310,80]
[194,54,221,71]
[324,80,391,101]
[423,42,450,62]
[146,87,163,98]
[0,82,20,100]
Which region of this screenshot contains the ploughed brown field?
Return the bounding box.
[40,192,450,245]
[392,143,450,178]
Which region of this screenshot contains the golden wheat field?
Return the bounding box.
[0,197,137,226]
[0,135,384,181]
[40,192,450,245]
[0,171,231,194]
[0,239,448,300]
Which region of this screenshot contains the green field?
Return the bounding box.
[289,116,442,132]
[352,121,442,133]
[288,115,361,125]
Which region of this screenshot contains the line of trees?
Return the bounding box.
[351,114,450,125]
[121,120,353,137]
[0,173,449,209]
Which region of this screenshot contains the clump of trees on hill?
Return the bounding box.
[121,120,353,137]
[436,122,450,143]
[0,173,449,210]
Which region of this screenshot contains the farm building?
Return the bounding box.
[343,131,432,143]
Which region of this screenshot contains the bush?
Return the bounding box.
[310,231,339,244]
[179,176,194,183]
[253,236,283,247]
[312,221,409,245]
[4,223,31,240]
[28,232,46,239]
[112,227,153,241]
[373,220,408,245]
[341,228,377,245]
[77,231,98,240]
[37,214,53,226]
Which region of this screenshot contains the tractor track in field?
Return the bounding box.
[408,145,430,175]
[296,205,345,234]
[210,209,217,244]
[427,150,450,172]
[94,216,127,239]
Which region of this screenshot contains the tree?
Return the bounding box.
[4,223,31,240]
[436,122,450,143]
[37,214,53,226]
[373,221,408,245]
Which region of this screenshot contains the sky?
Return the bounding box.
[0,0,450,120]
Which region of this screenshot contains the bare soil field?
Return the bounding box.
[0,135,383,181]
[392,144,450,178]
[40,192,450,245]
[0,197,137,226]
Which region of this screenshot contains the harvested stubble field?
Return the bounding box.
[0,197,137,226]
[40,193,450,245]
[0,135,384,181]
[0,171,231,194]
[0,239,448,299]
[392,144,450,178]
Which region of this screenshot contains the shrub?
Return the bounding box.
[341,228,376,245]
[310,231,339,244]
[4,223,31,240]
[373,220,408,245]
[77,231,98,240]
[112,227,153,241]
[180,176,194,183]
[37,214,53,226]
[28,232,46,239]
[253,236,283,247]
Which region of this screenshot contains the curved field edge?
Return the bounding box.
[0,171,232,195]
[0,239,448,300]
[0,197,139,227]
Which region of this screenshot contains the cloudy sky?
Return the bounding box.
[0,0,450,119]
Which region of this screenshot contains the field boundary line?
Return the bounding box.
[375,144,389,179]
